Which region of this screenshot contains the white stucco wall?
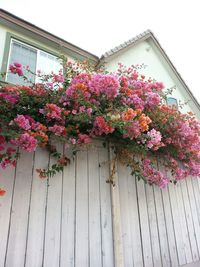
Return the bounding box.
[104,39,200,118]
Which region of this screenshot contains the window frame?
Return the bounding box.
[1,32,61,84]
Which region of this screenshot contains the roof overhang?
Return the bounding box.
[0,8,99,63]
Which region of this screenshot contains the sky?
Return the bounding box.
[0,0,200,103]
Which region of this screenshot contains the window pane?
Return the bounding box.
[7,40,37,85]
[36,50,62,81]
[167,97,178,106]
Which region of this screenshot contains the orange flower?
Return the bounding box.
[76,83,88,92]
[0,188,6,196]
[120,87,133,97]
[139,114,152,132]
[122,108,137,121]
[37,124,47,132]
[31,131,48,145]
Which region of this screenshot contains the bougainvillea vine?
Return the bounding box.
[0,60,200,195]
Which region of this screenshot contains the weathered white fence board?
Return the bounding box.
[43,145,63,267]
[88,148,102,267]
[5,150,34,267]
[0,158,16,267]
[1,142,200,267]
[60,149,76,267]
[137,179,154,267]
[98,147,114,267]
[75,149,89,266]
[127,174,144,267]
[154,185,171,266]
[162,186,179,267]
[25,148,49,267]
[145,185,162,267]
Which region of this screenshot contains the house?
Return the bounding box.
[1,8,200,267]
[0,9,200,118]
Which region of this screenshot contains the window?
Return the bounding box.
[6,39,62,85]
[166,97,178,107]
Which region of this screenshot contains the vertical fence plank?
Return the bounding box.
[0,159,16,267]
[168,182,187,265]
[109,146,124,267]
[99,146,114,267]
[60,149,76,267]
[118,163,134,266]
[186,178,200,256]
[154,186,171,267]
[161,186,179,267]
[136,180,154,267]
[88,147,102,267]
[5,150,34,267]
[145,185,162,266]
[75,149,89,267]
[127,175,144,267]
[43,145,63,267]
[192,178,200,226]
[25,148,49,267]
[175,182,193,264]
[181,180,199,262]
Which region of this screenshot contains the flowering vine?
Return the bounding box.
[0,60,200,195]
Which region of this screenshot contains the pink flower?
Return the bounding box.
[11,133,37,152]
[123,121,141,139]
[9,62,23,76]
[0,135,5,145]
[40,104,63,121]
[89,74,119,98]
[145,92,160,108]
[77,134,91,144]
[49,125,66,136]
[93,116,114,136]
[146,129,164,150]
[79,106,86,113]
[70,138,76,145]
[14,115,31,130]
[142,159,169,188]
[53,74,64,83]
[86,108,92,116]
[0,92,19,105]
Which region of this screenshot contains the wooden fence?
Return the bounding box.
[0,141,200,267]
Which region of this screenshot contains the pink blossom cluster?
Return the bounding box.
[123,121,141,139]
[9,62,23,76]
[142,159,169,188]
[14,115,31,130]
[89,74,119,98]
[0,133,5,151]
[77,134,91,144]
[52,72,64,83]
[92,117,114,136]
[11,133,37,152]
[145,92,161,107]
[146,128,164,150]
[40,104,63,121]
[49,125,66,136]
[0,92,19,105]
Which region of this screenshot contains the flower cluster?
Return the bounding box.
[9,62,23,76]
[1,60,200,195]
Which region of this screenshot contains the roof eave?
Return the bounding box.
[0,8,99,63]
